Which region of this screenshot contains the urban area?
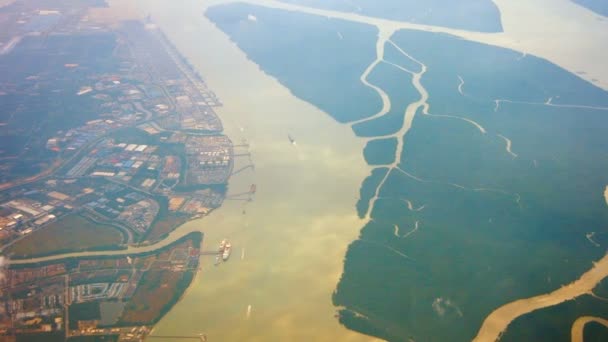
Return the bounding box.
[0,0,248,340]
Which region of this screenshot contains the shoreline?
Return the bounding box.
[571,316,608,342]
[138,0,375,340]
[473,188,608,340]
[204,2,608,340]
[6,0,607,340]
[473,252,608,341]
[232,0,608,92]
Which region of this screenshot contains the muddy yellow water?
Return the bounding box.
[82,0,608,341]
[119,0,376,340]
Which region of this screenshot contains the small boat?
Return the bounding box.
[288,134,296,145]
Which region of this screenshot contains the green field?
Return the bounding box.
[7,214,125,258]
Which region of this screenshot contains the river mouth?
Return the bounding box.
[131,0,375,340]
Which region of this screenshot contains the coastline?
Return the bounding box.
[224,0,608,92]
[571,316,608,342]
[201,2,608,340]
[137,0,377,340]
[198,1,608,341]
[5,0,607,340]
[474,190,608,341]
[473,251,608,341]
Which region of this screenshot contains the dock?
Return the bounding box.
[147,335,206,341]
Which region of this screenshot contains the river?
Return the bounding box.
[124,1,608,339]
[6,0,375,339]
[9,0,608,340]
[10,0,375,339]
[134,0,376,340]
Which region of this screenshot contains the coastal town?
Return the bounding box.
[0,0,243,340]
[0,233,202,341]
[0,1,236,249]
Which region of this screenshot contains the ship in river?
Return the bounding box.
[222,242,232,261]
[215,239,228,265]
[215,239,231,264]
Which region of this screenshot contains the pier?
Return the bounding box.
[147,335,206,341]
[226,184,257,201]
[231,164,254,176]
[199,251,220,256]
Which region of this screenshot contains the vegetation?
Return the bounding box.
[69,302,101,329]
[363,138,397,165]
[68,336,119,342]
[143,212,190,243]
[209,5,608,340]
[118,269,195,325]
[6,214,125,258]
[17,332,65,342]
[8,231,202,270]
[356,167,388,218]
[0,33,120,182]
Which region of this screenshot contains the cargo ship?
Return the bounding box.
[222,242,232,261]
[215,239,231,264]
[215,239,228,265]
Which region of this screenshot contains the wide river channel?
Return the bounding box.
[9,0,608,340]
[130,0,372,340]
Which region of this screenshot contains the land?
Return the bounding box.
[275,0,503,32]
[572,317,608,342]
[206,2,608,341]
[0,0,245,340]
[5,215,125,258]
[572,0,608,16]
[0,232,202,341]
[474,252,608,341]
[0,0,243,258]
